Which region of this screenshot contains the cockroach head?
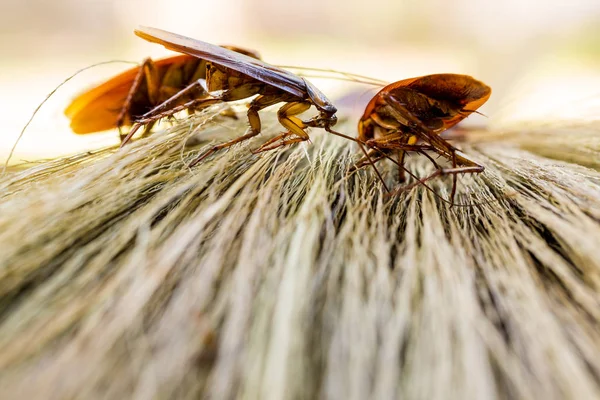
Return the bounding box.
[303,109,337,129]
[317,112,337,128]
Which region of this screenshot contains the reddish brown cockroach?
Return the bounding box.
[355,74,492,204]
[64,47,260,141]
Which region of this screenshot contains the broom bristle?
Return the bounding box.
[0,106,599,399]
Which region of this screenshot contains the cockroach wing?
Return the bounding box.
[135,27,307,99]
[65,54,194,134]
[404,74,491,131]
[405,74,491,111]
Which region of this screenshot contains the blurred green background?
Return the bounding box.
[1,0,599,162]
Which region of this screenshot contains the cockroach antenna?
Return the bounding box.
[2,60,137,175]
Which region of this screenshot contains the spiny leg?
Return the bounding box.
[345,150,389,191]
[362,142,436,165]
[137,62,232,129]
[451,150,458,203]
[368,134,476,174]
[347,141,436,184]
[350,149,385,172]
[375,92,483,173]
[387,150,484,205]
[368,114,408,182]
[252,101,312,153]
[387,162,483,197]
[356,142,440,196]
[117,59,203,143]
[140,120,157,138]
[367,139,484,204]
[188,94,284,166]
[397,150,407,182]
[360,144,457,203]
[121,97,223,147]
[117,58,161,142]
[122,81,263,146]
[361,135,487,206]
[376,92,486,202]
[365,132,417,149]
[141,80,205,120]
[362,114,411,183]
[444,149,484,204]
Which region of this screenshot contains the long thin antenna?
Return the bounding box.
[276,65,389,86]
[2,60,138,175]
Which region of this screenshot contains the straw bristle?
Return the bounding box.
[0,106,599,399]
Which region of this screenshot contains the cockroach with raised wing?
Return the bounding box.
[64,47,261,141]
[130,26,358,166]
[354,73,492,203]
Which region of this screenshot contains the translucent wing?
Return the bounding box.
[135,26,307,99]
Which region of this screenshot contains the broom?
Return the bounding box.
[0,105,599,399]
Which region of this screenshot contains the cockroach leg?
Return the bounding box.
[397,150,407,182]
[142,80,204,119]
[349,150,385,172]
[370,140,484,204]
[451,151,458,203]
[245,94,287,137]
[355,73,491,205]
[122,97,223,146]
[189,129,260,167]
[384,149,484,205]
[117,58,160,142]
[252,101,312,153]
[125,28,346,162]
[188,93,284,165]
[378,92,486,202]
[387,163,483,199]
[379,92,455,156]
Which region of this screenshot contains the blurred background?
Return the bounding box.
[1,0,599,162]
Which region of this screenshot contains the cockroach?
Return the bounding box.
[354,73,492,203]
[129,26,358,166]
[64,47,261,142]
